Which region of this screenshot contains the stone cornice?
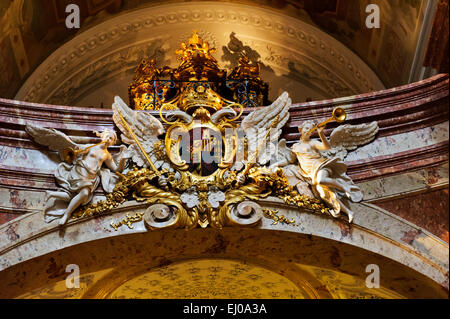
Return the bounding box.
[0,197,447,291]
[1,74,447,146]
[348,141,449,182]
[0,74,448,190]
[284,73,449,140]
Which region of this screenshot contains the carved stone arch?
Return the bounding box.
[0,198,447,298]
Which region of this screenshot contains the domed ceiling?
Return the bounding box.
[16,258,407,299]
[0,0,439,107]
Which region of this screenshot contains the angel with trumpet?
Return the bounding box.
[270,107,378,222]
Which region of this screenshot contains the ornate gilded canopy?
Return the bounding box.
[128,31,269,110]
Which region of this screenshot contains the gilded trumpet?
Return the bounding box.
[306,107,347,135]
[62,142,106,164]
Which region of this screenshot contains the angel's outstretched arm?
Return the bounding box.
[269,158,290,169]
[316,127,331,151]
[104,146,127,172]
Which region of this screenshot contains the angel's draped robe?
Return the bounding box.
[292,142,362,214]
[44,156,117,222]
[56,159,100,199]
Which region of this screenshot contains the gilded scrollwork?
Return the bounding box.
[262,209,296,226]
[29,32,378,230]
[110,212,144,231]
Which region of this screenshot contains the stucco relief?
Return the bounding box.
[46,38,170,106]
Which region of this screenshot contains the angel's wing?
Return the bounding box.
[322,121,379,160]
[25,124,79,161]
[112,96,170,170]
[239,91,291,165]
[273,138,296,164]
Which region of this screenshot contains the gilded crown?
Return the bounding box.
[128,31,268,110]
[177,84,223,113]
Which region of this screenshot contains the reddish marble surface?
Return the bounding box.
[0,213,19,225]
[423,0,449,73]
[0,74,448,149]
[374,188,449,243]
[348,142,449,182]
[0,74,448,180]
[0,74,448,239]
[284,73,449,141]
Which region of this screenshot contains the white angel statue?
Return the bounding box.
[26,125,127,225]
[271,119,378,222]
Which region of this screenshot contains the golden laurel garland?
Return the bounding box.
[72,164,330,229]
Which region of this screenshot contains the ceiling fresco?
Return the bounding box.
[0,0,437,104]
[2,227,447,299]
[12,2,385,107]
[15,259,407,299]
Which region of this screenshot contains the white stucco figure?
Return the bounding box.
[26,125,127,225]
[271,119,378,222]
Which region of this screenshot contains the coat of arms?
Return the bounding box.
[25,32,379,230]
